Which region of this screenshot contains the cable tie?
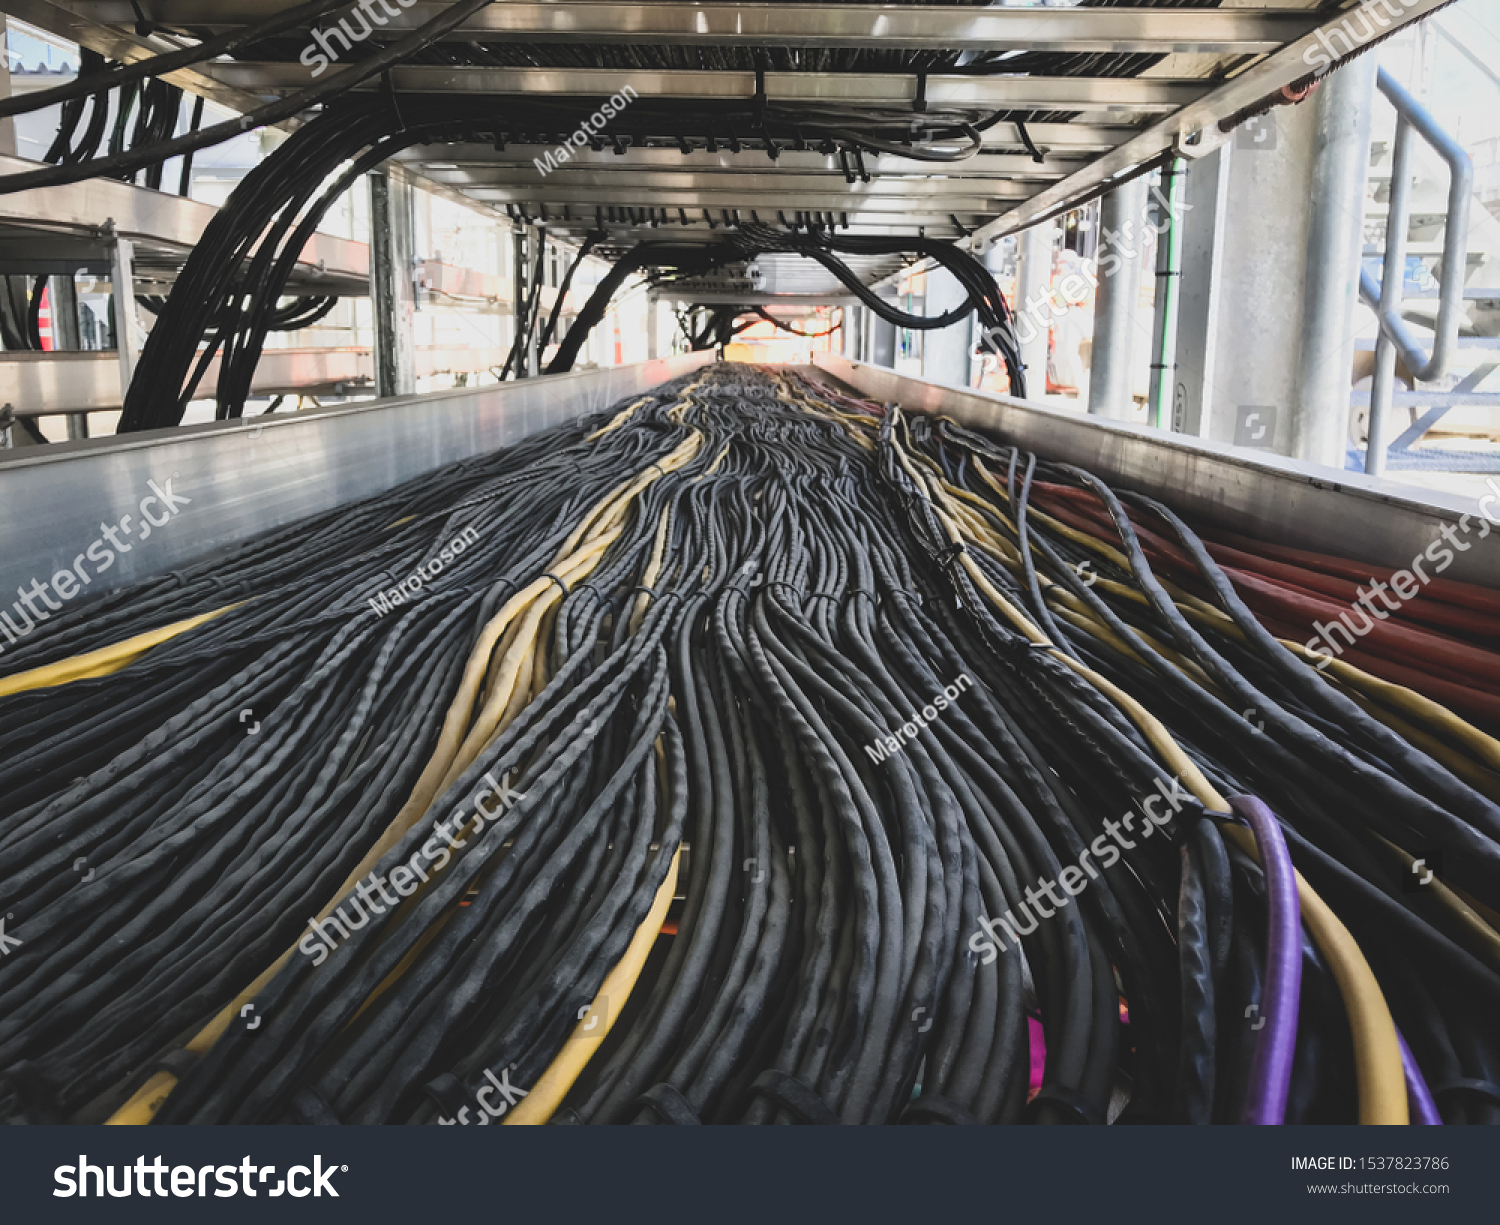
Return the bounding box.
[1169,797,1245,844]
[632,584,658,599]
[933,542,968,569]
[542,572,568,594]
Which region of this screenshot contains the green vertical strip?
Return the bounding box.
[1153,157,1186,431]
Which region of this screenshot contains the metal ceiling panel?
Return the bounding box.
[67,2,1323,55]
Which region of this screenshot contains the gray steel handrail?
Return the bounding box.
[1358,67,1473,475]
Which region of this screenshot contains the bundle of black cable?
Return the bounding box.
[2,365,1496,1127]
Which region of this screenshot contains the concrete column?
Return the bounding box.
[1016,221,1054,396]
[920,266,973,387]
[50,275,81,350]
[1088,176,1149,419]
[870,295,897,368]
[47,273,88,440]
[1199,105,1319,449]
[646,294,660,359]
[842,303,861,360]
[1292,56,1376,469]
[368,169,416,397]
[1173,146,1232,437]
[0,28,15,158]
[110,235,140,401]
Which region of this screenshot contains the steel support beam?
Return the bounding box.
[654,291,857,307]
[406,147,1085,178]
[206,64,1206,112]
[511,226,545,379]
[1089,178,1149,419]
[512,228,531,379]
[529,228,545,377]
[463,191,1007,216]
[417,169,1052,196]
[369,169,417,398]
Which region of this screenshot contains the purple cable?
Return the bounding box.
[1397,1029,1443,1125]
[1229,795,1303,1125]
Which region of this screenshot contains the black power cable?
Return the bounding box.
[1,366,1497,1129]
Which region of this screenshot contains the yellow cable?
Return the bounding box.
[0,605,234,698]
[1339,686,1500,804]
[505,848,682,1124]
[1369,834,1500,973]
[107,441,690,1123]
[105,1071,178,1125]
